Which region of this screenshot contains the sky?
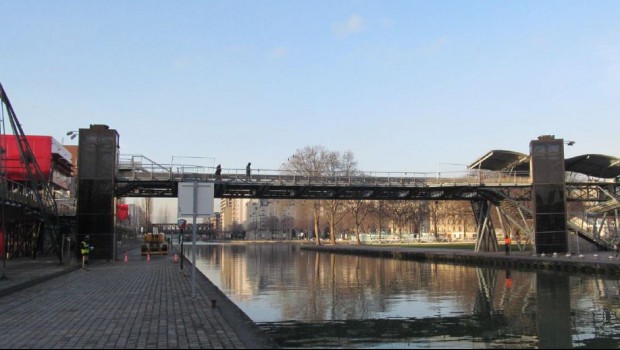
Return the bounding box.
[2,1,620,176]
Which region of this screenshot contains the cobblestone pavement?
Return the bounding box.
[0,250,276,349]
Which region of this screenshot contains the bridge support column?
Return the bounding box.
[473,200,499,252]
[530,135,568,254]
[76,124,119,260]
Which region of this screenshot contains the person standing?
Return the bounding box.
[504,235,511,255]
[80,236,94,270]
[215,164,222,180]
[246,162,252,181]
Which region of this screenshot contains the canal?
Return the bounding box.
[191,242,620,349]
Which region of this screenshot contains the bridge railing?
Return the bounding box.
[116,155,532,187]
[117,154,173,181]
[0,178,56,212]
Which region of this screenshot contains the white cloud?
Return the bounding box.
[333,14,365,38]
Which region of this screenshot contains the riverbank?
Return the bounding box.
[300,243,620,274]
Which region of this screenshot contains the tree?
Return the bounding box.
[409,201,430,236]
[280,215,294,239]
[264,215,280,239]
[384,201,414,239]
[346,199,372,244]
[323,150,358,244]
[369,200,389,239]
[283,146,332,245]
[284,146,359,245]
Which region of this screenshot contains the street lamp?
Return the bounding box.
[66,130,79,140]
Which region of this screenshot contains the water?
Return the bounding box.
[192,242,620,348]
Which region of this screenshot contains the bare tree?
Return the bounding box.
[280,215,294,239]
[430,201,440,239]
[370,200,389,239]
[284,147,359,244]
[409,201,430,236]
[384,201,415,239]
[264,215,280,239]
[323,150,358,244]
[283,146,334,246]
[346,199,372,244]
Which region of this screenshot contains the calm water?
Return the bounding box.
[191,242,620,349]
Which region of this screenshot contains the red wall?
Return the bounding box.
[0,135,52,181]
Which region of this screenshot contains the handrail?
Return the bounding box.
[0,178,56,213]
[116,155,533,188]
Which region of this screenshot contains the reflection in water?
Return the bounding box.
[537,273,572,349]
[193,243,620,349]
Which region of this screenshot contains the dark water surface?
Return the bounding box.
[192,242,620,349]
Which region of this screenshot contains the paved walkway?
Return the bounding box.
[0,247,277,349]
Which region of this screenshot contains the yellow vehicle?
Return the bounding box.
[141,232,168,256]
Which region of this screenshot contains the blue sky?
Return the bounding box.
[2,1,619,174]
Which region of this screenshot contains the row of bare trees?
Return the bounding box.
[282,146,475,245]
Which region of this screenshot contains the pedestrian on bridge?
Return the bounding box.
[215,164,222,180]
[246,162,252,181]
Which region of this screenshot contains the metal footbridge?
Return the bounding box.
[115,154,619,251]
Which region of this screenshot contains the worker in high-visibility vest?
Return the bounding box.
[80,236,94,270]
[504,235,511,256]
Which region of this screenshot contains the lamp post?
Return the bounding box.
[66,130,79,140]
[178,218,186,270]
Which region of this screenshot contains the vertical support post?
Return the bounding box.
[530,135,568,254]
[191,181,198,298]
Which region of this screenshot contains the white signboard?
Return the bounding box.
[178,182,214,217]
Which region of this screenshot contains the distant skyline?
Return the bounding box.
[2,1,619,175]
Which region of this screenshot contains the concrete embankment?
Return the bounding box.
[301,244,620,274]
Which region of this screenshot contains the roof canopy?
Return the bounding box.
[468,150,530,173]
[468,151,620,179]
[565,154,620,179]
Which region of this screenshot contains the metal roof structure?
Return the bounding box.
[467,150,530,173]
[468,150,620,179]
[565,154,620,179]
